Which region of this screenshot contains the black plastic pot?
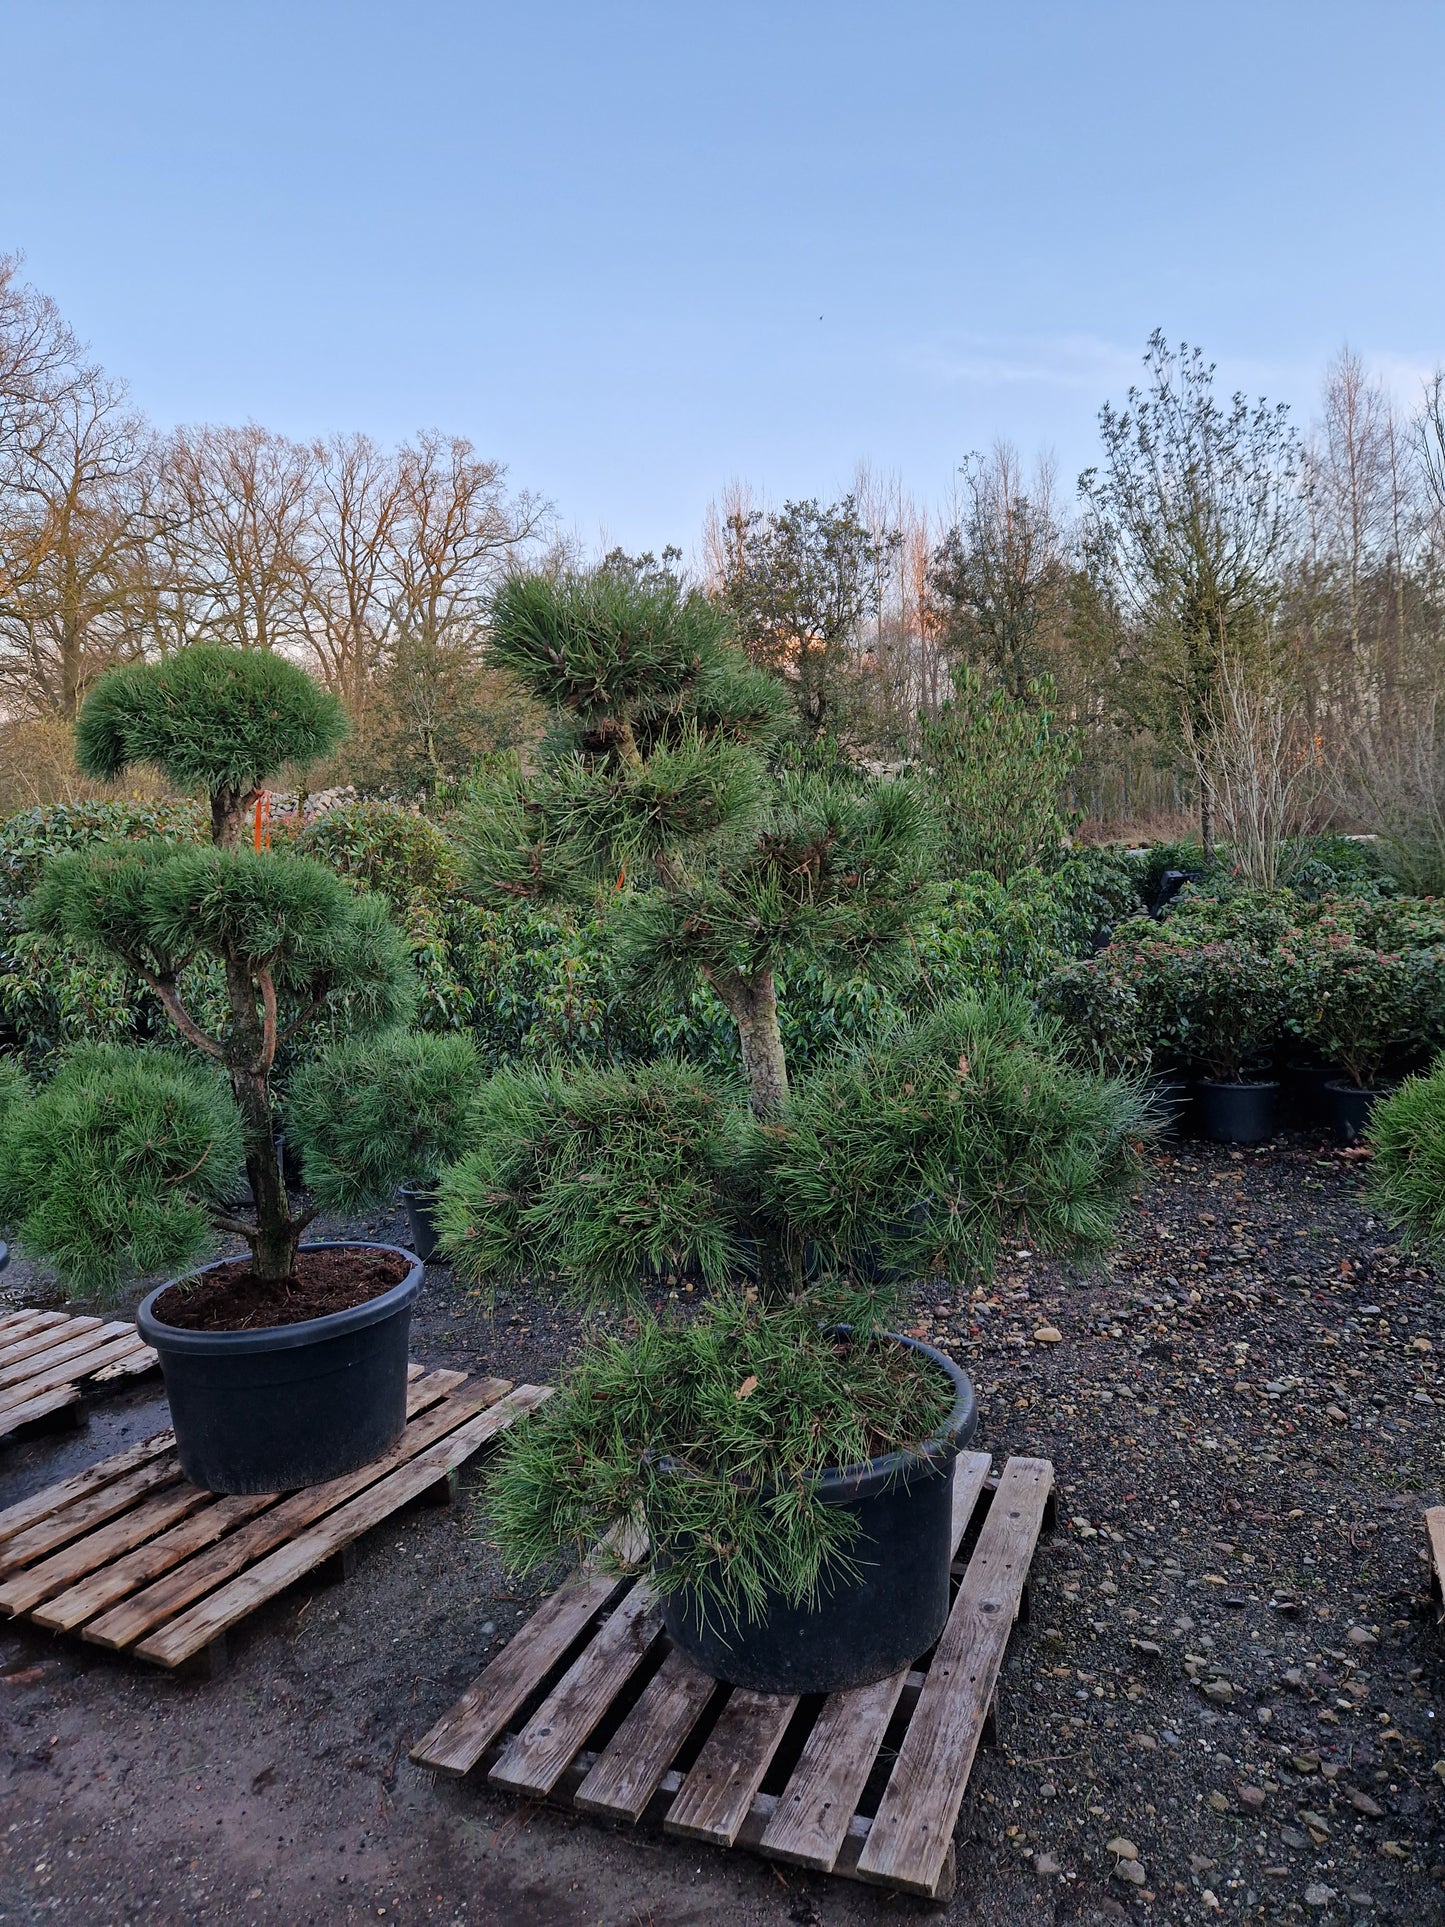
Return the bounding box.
[137,1242,424,1495]
[1281,1060,1333,1130]
[1325,1078,1391,1145]
[658,1334,978,1694]
[1197,1079,1278,1145]
[398,1184,441,1263]
[1144,1077,1192,1137]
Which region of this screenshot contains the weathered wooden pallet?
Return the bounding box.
[0,1307,159,1442]
[0,1367,550,1675]
[1426,1506,1445,1613]
[411,1452,1055,1902]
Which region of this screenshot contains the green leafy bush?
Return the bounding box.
[0,1046,243,1294]
[1367,1061,1445,1249]
[279,800,461,911]
[0,800,210,1074]
[288,1030,478,1208]
[1283,931,1445,1089]
[919,668,1080,881]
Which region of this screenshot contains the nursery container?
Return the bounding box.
[1281,1060,1333,1131]
[659,1334,978,1695]
[398,1184,442,1263]
[137,1242,423,1494]
[1197,1079,1278,1145]
[1325,1079,1392,1145]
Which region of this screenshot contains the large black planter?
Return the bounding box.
[137,1242,424,1495]
[659,1334,978,1694]
[1326,1079,1391,1145]
[1197,1079,1278,1145]
[1281,1060,1333,1131]
[398,1184,441,1263]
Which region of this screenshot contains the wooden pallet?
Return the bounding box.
[1427,1506,1445,1613]
[411,1452,1054,1902]
[0,1367,549,1675]
[0,1307,159,1441]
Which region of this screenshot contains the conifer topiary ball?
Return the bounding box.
[75,645,347,816]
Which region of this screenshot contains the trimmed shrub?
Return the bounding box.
[762,993,1148,1285]
[1368,1062,1445,1249]
[287,1030,478,1207]
[0,1046,243,1295]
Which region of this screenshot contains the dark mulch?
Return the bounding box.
[0,1132,1442,1923]
[151,1245,413,1331]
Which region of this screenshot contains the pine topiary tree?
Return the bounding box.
[442,568,1148,1619]
[0,645,416,1290]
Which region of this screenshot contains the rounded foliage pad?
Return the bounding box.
[289,1030,478,1211]
[75,644,347,799]
[0,1045,244,1297]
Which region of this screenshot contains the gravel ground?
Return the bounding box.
[0,1134,1442,1926]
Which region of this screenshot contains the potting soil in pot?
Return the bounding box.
[152,1246,412,1331]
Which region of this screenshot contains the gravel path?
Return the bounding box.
[1,1136,1442,1924]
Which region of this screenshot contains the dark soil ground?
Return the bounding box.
[1,1131,1442,1927]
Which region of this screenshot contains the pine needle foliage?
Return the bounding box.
[1367,1060,1445,1251]
[288,1031,478,1208]
[27,845,415,1038]
[761,993,1149,1292]
[0,647,416,1289]
[0,1046,243,1295]
[447,566,1146,1620]
[487,570,736,736]
[436,1060,745,1302]
[75,645,347,840]
[486,1292,956,1625]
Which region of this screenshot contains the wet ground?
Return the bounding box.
[1,1137,1442,1926]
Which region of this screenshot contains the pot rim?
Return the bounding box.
[136,1241,424,1355]
[1197,1077,1280,1092]
[655,1329,978,1506]
[1322,1077,1395,1098]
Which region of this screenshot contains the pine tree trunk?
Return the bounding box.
[715,968,788,1120]
[223,957,298,1281]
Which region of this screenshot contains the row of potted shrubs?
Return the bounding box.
[1046,887,1445,1143]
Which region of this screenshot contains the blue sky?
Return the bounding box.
[5,1,1443,555]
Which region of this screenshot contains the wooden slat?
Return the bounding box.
[0,1311,68,1347]
[0,1320,133,1391]
[760,1449,994,1872]
[0,1316,101,1371]
[33,1493,276,1632]
[1427,1506,1445,1603]
[134,1385,548,1668]
[412,1527,640,1777]
[85,1373,505,1651]
[0,1454,182,1576]
[1,1484,211,1616]
[0,1332,151,1413]
[664,1687,799,1847]
[0,1432,175,1544]
[490,1582,664,1795]
[0,1384,83,1440]
[856,1456,1053,1896]
[86,1346,159,1383]
[573,1646,721,1820]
